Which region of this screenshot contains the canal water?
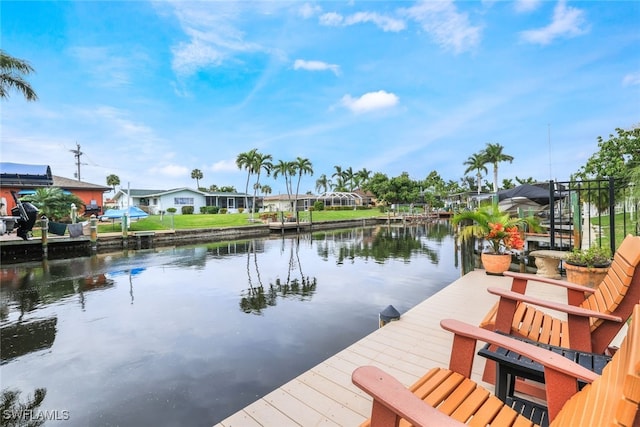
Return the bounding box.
[0,223,460,426]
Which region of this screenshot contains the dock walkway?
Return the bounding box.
[214,270,617,426]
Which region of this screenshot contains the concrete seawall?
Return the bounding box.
[0,218,385,264]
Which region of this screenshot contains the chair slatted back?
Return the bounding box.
[551,303,640,426]
[581,235,640,331]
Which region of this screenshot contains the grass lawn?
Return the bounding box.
[97,209,384,233]
[589,212,639,250]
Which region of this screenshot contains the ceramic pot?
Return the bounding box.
[481,253,512,276]
[564,262,610,288]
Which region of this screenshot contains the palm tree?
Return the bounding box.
[292,157,313,220]
[236,149,258,212]
[315,174,330,194]
[343,167,355,191]
[482,143,514,193]
[0,50,38,101]
[251,152,272,219]
[356,168,372,189]
[463,153,488,195]
[261,184,272,197]
[272,160,296,211]
[21,187,84,220]
[106,174,120,193]
[190,169,203,189]
[332,165,344,188]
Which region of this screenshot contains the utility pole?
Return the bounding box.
[70,142,83,181]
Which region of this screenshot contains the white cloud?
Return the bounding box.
[151,164,190,177]
[520,0,588,45]
[68,46,143,88]
[514,0,542,13]
[341,90,399,114]
[622,72,640,87]
[164,2,264,76]
[319,11,405,32]
[299,3,321,19]
[402,1,482,53]
[293,59,340,75]
[319,12,343,26]
[344,12,406,32]
[210,159,238,172]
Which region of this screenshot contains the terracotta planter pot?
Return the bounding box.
[565,262,610,288]
[481,253,512,276]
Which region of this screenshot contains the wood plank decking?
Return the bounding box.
[214,269,625,426]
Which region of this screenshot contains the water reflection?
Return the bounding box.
[1,387,48,426]
[0,224,459,427]
[314,223,452,265]
[240,236,318,314]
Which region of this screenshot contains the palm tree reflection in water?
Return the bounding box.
[240,236,317,314]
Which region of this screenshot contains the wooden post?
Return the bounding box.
[90,215,98,252]
[122,215,128,248]
[40,216,48,258]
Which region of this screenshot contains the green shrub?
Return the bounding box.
[181,206,194,215]
[199,206,207,214]
[167,208,177,214]
[220,208,228,214]
[206,206,219,214]
[313,200,324,211]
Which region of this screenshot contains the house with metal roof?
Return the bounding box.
[0,162,110,215]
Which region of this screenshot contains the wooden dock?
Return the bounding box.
[214,269,619,426]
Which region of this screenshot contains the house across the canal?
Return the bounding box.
[0,162,110,216]
[112,188,260,214]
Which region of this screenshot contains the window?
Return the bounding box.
[174,197,194,205]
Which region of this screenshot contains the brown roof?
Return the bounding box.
[53,175,111,191]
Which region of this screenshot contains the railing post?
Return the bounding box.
[609,176,616,254]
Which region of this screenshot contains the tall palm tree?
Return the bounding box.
[190,169,203,189]
[343,167,355,191]
[332,165,344,188]
[261,184,272,197]
[236,149,258,212]
[251,152,272,219]
[292,157,313,220]
[315,174,330,194]
[106,174,120,193]
[272,160,296,211]
[482,143,514,193]
[356,168,372,189]
[0,50,38,101]
[463,153,488,195]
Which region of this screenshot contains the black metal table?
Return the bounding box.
[477,333,611,402]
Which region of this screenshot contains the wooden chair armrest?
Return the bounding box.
[487,287,622,322]
[352,366,466,427]
[440,319,599,384]
[503,271,595,294]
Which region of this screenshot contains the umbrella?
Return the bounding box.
[101,206,149,219]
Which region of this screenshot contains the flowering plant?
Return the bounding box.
[452,205,538,254]
[485,222,525,254]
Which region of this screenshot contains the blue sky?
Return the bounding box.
[1,1,639,195]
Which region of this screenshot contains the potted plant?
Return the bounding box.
[452,205,539,275]
[564,245,612,288]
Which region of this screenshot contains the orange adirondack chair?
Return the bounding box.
[481,234,640,354]
[352,302,640,427]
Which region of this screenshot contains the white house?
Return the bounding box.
[112,188,257,214]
